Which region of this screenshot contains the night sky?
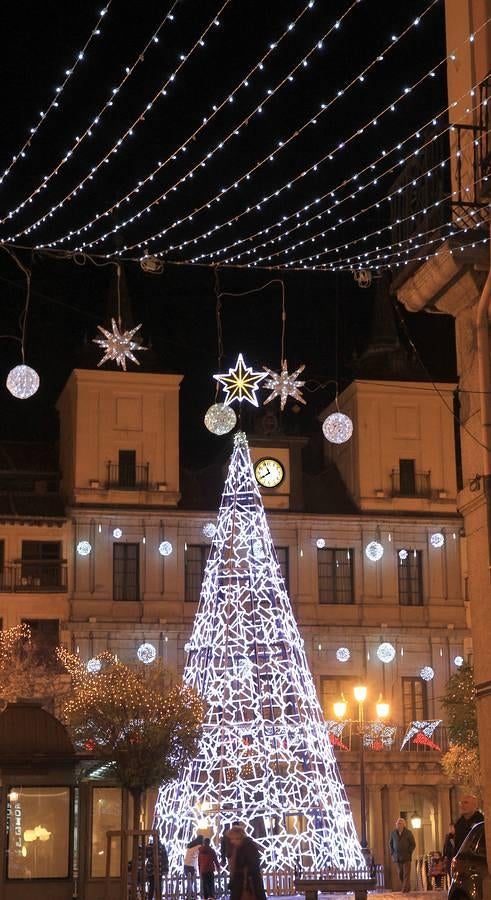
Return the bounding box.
[0,1,456,464]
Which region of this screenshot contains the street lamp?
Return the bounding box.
[334,686,390,865]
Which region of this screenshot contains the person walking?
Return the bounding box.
[454,795,484,852]
[184,836,203,900]
[227,826,267,900]
[389,817,416,893]
[146,836,169,900]
[198,837,220,899]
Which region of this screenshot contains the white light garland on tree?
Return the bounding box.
[154,431,364,872]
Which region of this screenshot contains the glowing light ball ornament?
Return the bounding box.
[336,647,350,662]
[87,657,102,674]
[420,666,435,681]
[430,532,445,548]
[454,656,464,667]
[365,541,384,562]
[204,403,236,435]
[322,412,353,444]
[159,540,173,557]
[377,642,396,663]
[137,642,157,664]
[203,522,217,538]
[77,540,92,556]
[6,364,40,399]
[398,549,408,560]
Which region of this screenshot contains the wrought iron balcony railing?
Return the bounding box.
[6,561,69,592]
[390,469,431,499]
[105,462,150,490]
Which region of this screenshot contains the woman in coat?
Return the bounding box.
[227,826,267,900]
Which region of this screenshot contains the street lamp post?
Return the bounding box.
[334,687,390,867]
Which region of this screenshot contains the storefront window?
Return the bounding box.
[7,786,70,879]
[91,787,123,877]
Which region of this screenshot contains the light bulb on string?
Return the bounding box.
[43,0,443,257]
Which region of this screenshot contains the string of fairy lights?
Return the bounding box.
[0,3,114,190]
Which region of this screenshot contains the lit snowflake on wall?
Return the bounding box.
[398,549,408,560]
[203,522,217,538]
[420,666,435,681]
[87,657,102,674]
[377,642,396,663]
[430,532,445,548]
[336,647,350,662]
[77,540,92,556]
[154,431,364,873]
[137,642,157,664]
[454,656,464,667]
[112,528,123,539]
[158,541,173,556]
[365,541,384,562]
[316,538,326,549]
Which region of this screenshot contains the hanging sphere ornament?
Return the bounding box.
[336,647,350,662]
[322,411,353,444]
[377,642,396,663]
[6,364,40,399]
[77,540,92,557]
[420,665,435,681]
[87,657,102,674]
[159,540,173,557]
[430,532,445,548]
[137,642,157,664]
[365,540,384,562]
[204,403,237,435]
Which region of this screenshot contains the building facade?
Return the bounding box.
[0,350,469,891]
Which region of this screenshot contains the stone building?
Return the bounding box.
[0,281,468,892]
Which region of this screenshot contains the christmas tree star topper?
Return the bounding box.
[262,359,306,411]
[93,318,147,371]
[214,352,267,407]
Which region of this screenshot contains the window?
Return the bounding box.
[320,676,358,720]
[0,539,4,571]
[185,545,207,603]
[318,548,354,604]
[7,786,70,879]
[398,550,423,606]
[22,619,59,669]
[402,677,428,722]
[275,546,289,590]
[399,459,416,495]
[21,541,62,588]
[118,450,136,488]
[113,544,140,601]
[91,787,123,877]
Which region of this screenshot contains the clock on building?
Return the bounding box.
[254,457,285,488]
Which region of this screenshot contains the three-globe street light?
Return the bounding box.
[334,686,390,865]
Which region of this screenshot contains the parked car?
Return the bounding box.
[448,822,487,900]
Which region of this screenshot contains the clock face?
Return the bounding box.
[254,457,285,488]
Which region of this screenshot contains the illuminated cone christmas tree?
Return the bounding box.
[155,432,364,872]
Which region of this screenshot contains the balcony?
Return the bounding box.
[390,469,431,499]
[105,461,150,490]
[328,721,448,754]
[0,561,69,592]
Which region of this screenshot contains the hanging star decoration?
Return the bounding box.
[262,360,306,411]
[93,318,147,371]
[214,353,267,407]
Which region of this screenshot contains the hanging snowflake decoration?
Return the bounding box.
[137,642,157,664]
[420,666,435,681]
[214,353,267,407]
[87,657,102,674]
[262,360,306,411]
[93,318,147,371]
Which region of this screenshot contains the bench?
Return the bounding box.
[295,875,377,900]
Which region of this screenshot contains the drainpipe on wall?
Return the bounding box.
[476,224,491,579]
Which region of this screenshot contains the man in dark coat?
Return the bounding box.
[389,817,416,893]
[454,795,484,852]
[227,826,266,900]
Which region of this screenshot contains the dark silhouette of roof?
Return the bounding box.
[353,274,425,381]
[0,702,75,763]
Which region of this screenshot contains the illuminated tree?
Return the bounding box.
[441,663,481,788]
[59,650,204,831]
[155,431,364,873]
